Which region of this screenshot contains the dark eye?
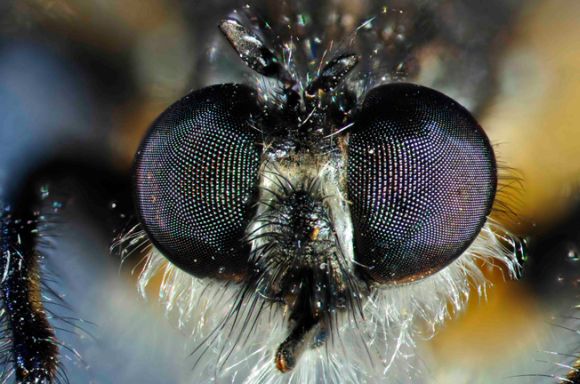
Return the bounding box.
[133,84,261,280]
[348,83,496,284]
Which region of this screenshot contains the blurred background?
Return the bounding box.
[0,0,578,383]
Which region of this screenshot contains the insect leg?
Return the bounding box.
[1,171,59,382]
[0,157,132,383]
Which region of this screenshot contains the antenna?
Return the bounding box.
[219,18,294,88]
[305,54,359,98]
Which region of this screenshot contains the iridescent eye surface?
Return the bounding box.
[134,84,261,280]
[348,83,496,284]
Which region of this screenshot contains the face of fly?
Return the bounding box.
[218,19,365,372]
[133,12,498,374]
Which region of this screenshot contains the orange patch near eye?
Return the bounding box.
[310,227,320,241]
[275,353,291,373]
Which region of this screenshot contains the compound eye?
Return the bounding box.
[347,83,496,284]
[134,84,261,281]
